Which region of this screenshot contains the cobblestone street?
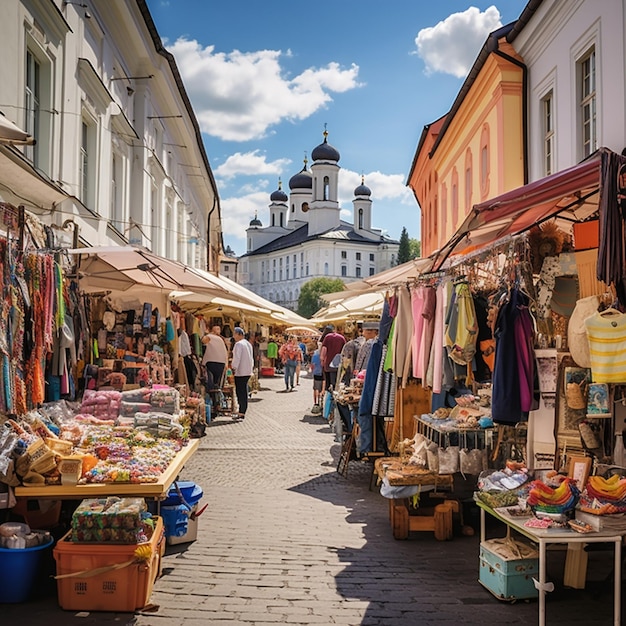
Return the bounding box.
[5,372,622,625]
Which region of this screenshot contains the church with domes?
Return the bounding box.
[238,129,399,311]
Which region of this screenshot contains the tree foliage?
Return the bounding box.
[297,277,345,318]
[396,226,412,265]
[409,238,421,259]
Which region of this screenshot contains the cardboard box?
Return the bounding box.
[53,516,163,611]
[479,538,538,601]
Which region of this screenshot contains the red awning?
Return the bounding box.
[432,149,605,269]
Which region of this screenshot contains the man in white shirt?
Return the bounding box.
[202,325,229,413]
[231,327,254,420]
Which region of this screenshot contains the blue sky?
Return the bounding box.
[145,1,528,256]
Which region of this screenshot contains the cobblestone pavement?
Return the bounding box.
[4,372,623,624]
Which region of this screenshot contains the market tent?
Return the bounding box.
[68,246,229,296]
[169,291,278,324]
[0,113,35,145]
[432,150,603,269]
[187,267,311,326]
[362,257,434,288]
[312,290,385,324]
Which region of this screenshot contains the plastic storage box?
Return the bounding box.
[53,516,163,611]
[479,538,539,601]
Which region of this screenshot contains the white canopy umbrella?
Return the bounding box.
[0,113,35,145]
[67,246,229,297]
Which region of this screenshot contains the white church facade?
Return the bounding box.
[238,131,399,311]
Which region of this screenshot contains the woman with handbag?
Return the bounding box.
[279,335,302,392]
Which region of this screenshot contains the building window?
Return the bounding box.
[24,49,40,165]
[465,149,473,213]
[369,267,375,276]
[323,176,330,200]
[341,265,347,277]
[80,117,97,210]
[271,214,275,226]
[324,262,329,275]
[306,264,309,276]
[286,267,289,279]
[479,123,490,198]
[291,203,295,213]
[358,208,363,229]
[261,261,265,283]
[273,269,276,281]
[341,250,347,259]
[451,168,459,230]
[579,48,596,158]
[542,91,554,175]
[355,266,361,278]
[369,253,374,262]
[280,212,284,227]
[356,252,361,261]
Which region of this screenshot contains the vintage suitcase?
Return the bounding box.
[479,537,539,601]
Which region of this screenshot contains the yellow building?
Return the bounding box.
[407,24,526,257]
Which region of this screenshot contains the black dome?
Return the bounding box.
[270,180,288,202]
[354,177,371,196]
[311,130,340,162]
[249,213,262,227]
[289,167,312,190]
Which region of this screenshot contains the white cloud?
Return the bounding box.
[220,191,269,246]
[167,39,362,141]
[414,6,502,78]
[338,169,414,206]
[214,150,291,179]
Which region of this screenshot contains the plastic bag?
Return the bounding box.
[426,441,439,473]
[380,477,420,499]
[459,448,487,476]
[438,445,459,474]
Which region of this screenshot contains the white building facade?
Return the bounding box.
[0,0,222,269]
[510,0,626,179]
[238,131,398,311]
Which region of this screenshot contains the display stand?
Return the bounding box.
[477,501,624,626]
[14,439,200,500]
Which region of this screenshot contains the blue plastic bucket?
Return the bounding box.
[0,537,54,602]
[162,481,203,507]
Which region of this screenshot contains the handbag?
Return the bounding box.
[329,353,341,370]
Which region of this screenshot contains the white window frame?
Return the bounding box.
[542,90,555,176]
[579,47,597,158]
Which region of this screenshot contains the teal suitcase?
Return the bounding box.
[479,538,539,602]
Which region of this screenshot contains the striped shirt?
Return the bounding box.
[584,310,626,383]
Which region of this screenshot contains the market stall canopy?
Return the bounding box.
[0,113,35,145]
[170,291,277,323]
[284,326,321,337]
[363,257,434,288]
[312,290,384,324]
[0,145,67,210]
[68,246,229,296]
[187,267,311,326]
[432,149,604,270]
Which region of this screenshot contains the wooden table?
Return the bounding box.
[14,439,200,500]
[477,501,624,626]
[375,457,455,540]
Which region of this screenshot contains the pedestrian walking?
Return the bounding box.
[278,335,302,391]
[310,342,323,413]
[320,324,346,391]
[231,327,254,420]
[201,324,229,412]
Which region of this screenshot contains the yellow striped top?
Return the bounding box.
[584,310,626,383]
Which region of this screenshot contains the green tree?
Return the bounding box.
[396,226,411,265]
[297,277,345,318]
[409,238,421,259]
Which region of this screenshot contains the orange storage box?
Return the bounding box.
[53,516,163,612]
[573,219,599,250]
